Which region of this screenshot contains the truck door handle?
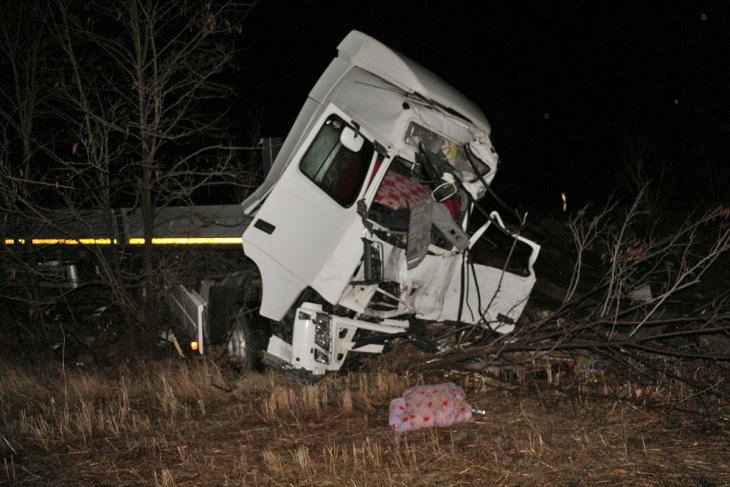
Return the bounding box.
[253,219,276,234]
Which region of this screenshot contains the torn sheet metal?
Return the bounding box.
[406,198,432,270]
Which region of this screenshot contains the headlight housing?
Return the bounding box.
[314,312,331,351]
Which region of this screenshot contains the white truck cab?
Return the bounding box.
[236,31,540,375]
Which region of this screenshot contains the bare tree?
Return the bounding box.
[1,0,258,353]
[58,0,256,345]
[418,194,730,404]
[0,1,53,196]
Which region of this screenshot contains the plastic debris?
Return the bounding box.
[388,382,474,432]
[584,362,602,374]
[629,284,653,303]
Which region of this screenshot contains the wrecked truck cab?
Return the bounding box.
[0,30,540,376]
[239,31,540,375]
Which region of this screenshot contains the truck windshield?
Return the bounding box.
[300,115,375,207]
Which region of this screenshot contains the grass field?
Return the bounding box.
[2,354,728,486]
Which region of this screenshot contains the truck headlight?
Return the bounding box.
[314,312,331,351]
[314,349,329,364]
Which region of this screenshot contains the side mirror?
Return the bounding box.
[432,181,458,202]
[340,126,364,152]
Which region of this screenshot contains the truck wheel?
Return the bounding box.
[225,305,263,374]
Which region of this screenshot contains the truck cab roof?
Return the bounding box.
[242,30,497,215]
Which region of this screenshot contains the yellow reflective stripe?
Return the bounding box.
[4,237,242,245]
[127,237,242,245]
[30,238,117,245]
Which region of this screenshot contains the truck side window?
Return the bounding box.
[300,115,374,207]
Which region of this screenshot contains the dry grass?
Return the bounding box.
[1,357,729,486]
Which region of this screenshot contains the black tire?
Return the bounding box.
[225,304,264,374]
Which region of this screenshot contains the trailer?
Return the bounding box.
[2,31,540,375]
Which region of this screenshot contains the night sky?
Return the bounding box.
[237,1,730,212]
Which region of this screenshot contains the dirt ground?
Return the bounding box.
[1,205,728,486]
[1,355,728,487]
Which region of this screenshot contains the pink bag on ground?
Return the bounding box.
[388,382,473,432]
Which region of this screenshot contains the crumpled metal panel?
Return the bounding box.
[406,198,432,270]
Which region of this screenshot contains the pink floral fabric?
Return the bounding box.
[388,382,473,432]
[374,170,431,210]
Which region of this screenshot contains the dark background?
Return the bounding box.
[236,0,730,212]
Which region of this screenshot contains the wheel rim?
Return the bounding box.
[226,320,248,364]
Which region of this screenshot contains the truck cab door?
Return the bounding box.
[243,107,376,321]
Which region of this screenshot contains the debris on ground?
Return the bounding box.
[389,382,473,432]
